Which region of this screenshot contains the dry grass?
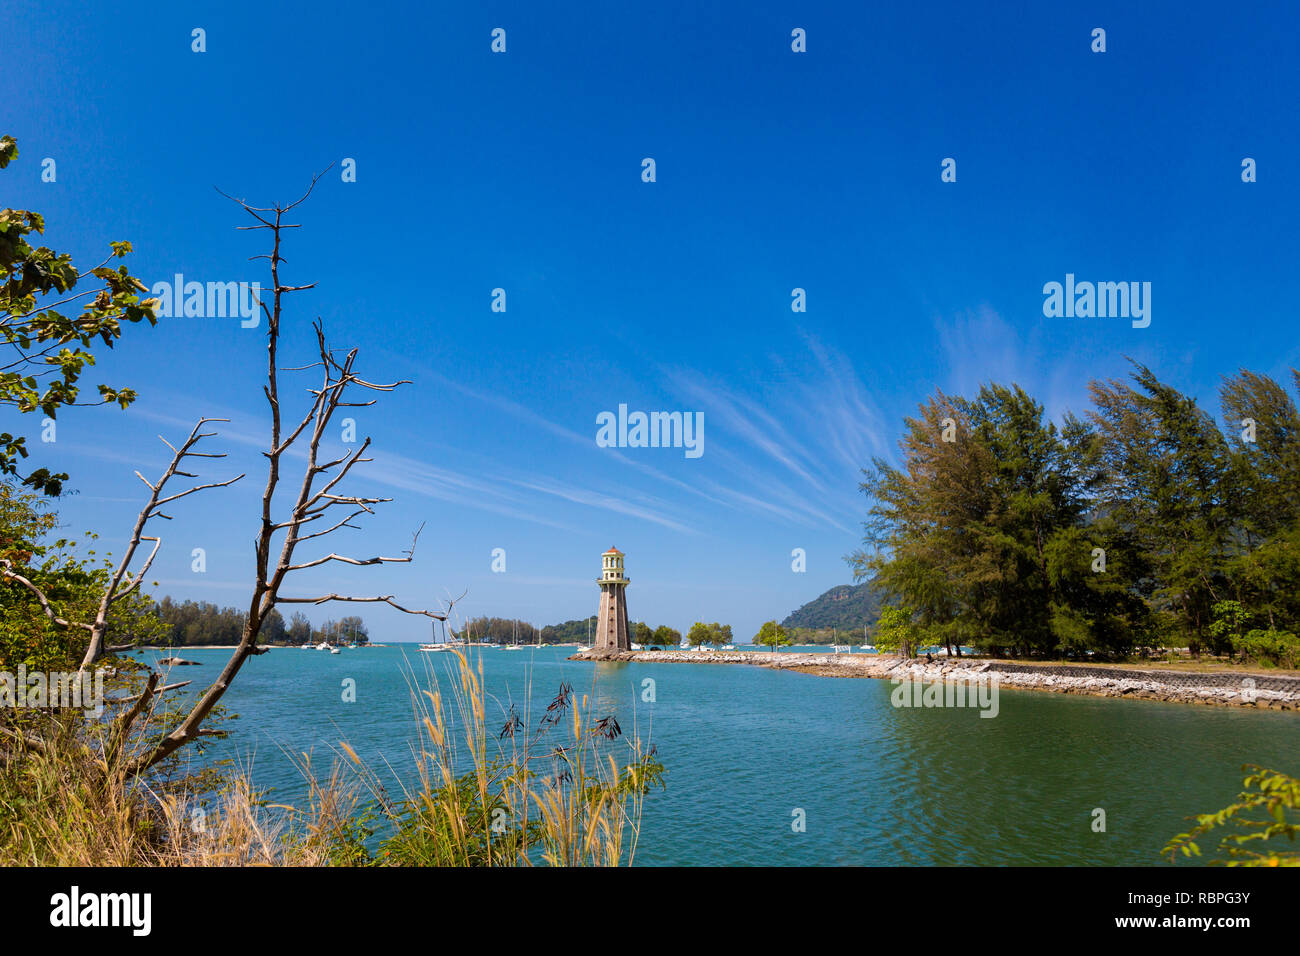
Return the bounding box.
[0,648,661,866]
[339,648,661,866]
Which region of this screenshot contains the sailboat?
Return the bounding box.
[504,619,523,650]
[576,616,592,653]
[419,618,460,652]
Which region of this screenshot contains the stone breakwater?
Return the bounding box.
[570,649,1300,711]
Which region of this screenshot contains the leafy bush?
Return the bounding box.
[1235,628,1300,669]
[872,604,915,654]
[1164,765,1300,866]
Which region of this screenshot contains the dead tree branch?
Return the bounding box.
[127,175,451,775]
[77,420,244,675]
[0,419,241,677]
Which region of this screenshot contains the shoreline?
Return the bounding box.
[129,644,387,651]
[571,649,1300,711]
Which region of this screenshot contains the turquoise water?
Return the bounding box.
[129,645,1298,866]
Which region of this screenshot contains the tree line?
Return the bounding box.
[150,598,370,646]
[784,626,868,645]
[852,363,1300,666]
[460,615,688,647]
[458,616,544,644]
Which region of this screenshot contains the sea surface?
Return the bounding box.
[127,644,1299,866]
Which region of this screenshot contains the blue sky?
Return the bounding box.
[3,1,1298,641]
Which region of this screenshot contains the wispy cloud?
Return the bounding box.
[934,306,1102,426]
[103,350,873,540]
[795,330,892,469]
[123,396,696,534]
[657,334,888,533]
[503,475,697,534]
[103,404,577,531]
[935,305,1030,397]
[670,373,828,494]
[423,367,733,510]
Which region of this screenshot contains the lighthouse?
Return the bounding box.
[594,546,631,653]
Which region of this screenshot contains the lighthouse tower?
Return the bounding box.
[594,546,631,653]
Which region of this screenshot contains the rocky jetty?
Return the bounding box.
[569,649,1300,710]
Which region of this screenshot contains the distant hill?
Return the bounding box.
[781,580,885,632]
[540,616,597,644]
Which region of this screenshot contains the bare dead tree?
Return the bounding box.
[0,420,242,757]
[124,174,455,775]
[0,418,243,669]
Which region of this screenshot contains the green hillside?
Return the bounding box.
[781,581,885,632]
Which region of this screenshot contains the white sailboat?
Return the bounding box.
[419,619,461,652]
[860,626,873,652]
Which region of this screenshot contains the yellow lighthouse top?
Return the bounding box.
[599,546,629,584]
